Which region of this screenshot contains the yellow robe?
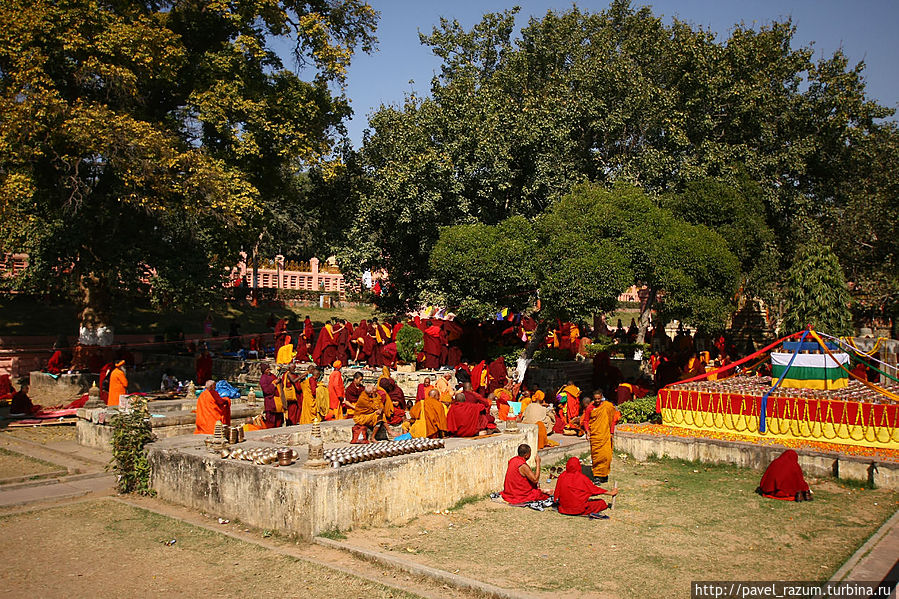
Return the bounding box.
[353,390,393,428]
[298,378,318,424]
[276,343,295,364]
[586,401,619,478]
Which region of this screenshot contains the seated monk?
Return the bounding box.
[353,384,393,439]
[409,389,448,438]
[416,377,434,402]
[343,371,365,418]
[521,392,558,449]
[10,380,41,417]
[554,457,617,517]
[446,392,486,437]
[46,349,66,375]
[756,450,813,501]
[194,380,231,434]
[500,444,550,505]
[378,376,406,426]
[434,372,454,411]
[462,382,497,432]
[493,385,516,421]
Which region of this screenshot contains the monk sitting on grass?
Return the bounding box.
[756,450,813,502]
[500,444,550,505]
[554,457,618,519]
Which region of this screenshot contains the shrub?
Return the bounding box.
[617,395,660,424]
[396,324,424,363]
[110,396,156,495]
[531,347,573,363]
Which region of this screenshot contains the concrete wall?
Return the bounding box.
[615,426,899,490]
[148,420,538,539]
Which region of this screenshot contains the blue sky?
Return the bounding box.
[319,0,899,147]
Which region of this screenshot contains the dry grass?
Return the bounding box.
[0,499,419,599]
[0,447,62,480]
[342,455,899,599]
[0,425,77,445]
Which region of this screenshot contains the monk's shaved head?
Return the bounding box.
[428,389,440,399]
[517,444,531,458]
[353,371,363,381]
[364,384,376,394]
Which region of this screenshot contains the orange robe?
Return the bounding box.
[353,389,393,428]
[194,388,231,434]
[435,377,453,409]
[409,397,448,438]
[582,401,619,478]
[327,370,345,420]
[107,367,128,406]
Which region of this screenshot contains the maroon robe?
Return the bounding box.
[446,401,484,437]
[758,450,810,501]
[379,379,406,425]
[486,357,507,394]
[312,325,338,367]
[500,456,548,504]
[554,456,609,515]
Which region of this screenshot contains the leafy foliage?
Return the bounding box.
[0,0,377,323]
[345,2,895,316]
[781,242,854,336]
[617,396,661,424]
[395,324,423,363]
[110,396,156,495]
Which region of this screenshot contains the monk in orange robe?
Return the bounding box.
[434,372,454,409]
[493,385,516,421]
[581,390,620,483]
[409,389,448,438]
[326,361,345,420]
[553,381,582,435]
[107,360,128,406]
[194,380,231,434]
[353,384,393,437]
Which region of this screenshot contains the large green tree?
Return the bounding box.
[429,183,741,353]
[0,0,377,334]
[781,242,853,336]
[344,2,895,315]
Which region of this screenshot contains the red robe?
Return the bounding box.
[196,354,213,385]
[351,320,374,364]
[312,325,338,367]
[758,450,810,501]
[418,317,444,369]
[294,335,311,362]
[46,350,64,375]
[486,357,507,394]
[553,457,609,515]
[303,317,314,345]
[470,361,486,394]
[500,456,548,504]
[446,401,484,437]
[0,375,14,401]
[379,379,406,425]
[463,389,495,430]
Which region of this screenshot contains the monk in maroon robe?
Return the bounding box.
[195,350,213,385]
[336,320,353,365]
[378,377,406,426]
[554,457,617,516]
[344,371,365,416]
[500,444,549,504]
[462,383,496,431]
[303,316,314,345]
[46,350,65,375]
[486,357,508,394]
[756,450,812,501]
[350,320,374,364]
[446,393,485,437]
[312,321,340,367]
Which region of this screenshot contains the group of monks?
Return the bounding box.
[273,316,403,369]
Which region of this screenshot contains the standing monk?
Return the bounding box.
[312,320,340,367]
[303,316,314,346]
[196,349,213,384]
[298,367,324,424]
[194,380,231,434]
[107,360,128,407]
[326,361,345,420]
[259,364,283,428]
[581,390,620,484]
[279,364,302,425]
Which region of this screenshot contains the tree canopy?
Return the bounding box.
[429,183,741,340]
[344,2,896,320]
[0,0,377,327]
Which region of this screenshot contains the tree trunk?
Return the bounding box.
[523,318,551,360]
[636,286,657,345]
[78,272,112,345]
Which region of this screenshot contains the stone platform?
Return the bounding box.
[147,419,538,540]
[616,424,899,490]
[75,398,264,451]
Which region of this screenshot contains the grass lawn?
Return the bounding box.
[0,295,376,337]
[0,499,419,599]
[0,447,63,481]
[341,454,899,599]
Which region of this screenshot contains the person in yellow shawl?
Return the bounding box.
[298,366,327,424]
[276,339,295,364]
[581,389,620,484]
[409,388,448,438]
[434,372,454,412]
[353,384,393,439]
